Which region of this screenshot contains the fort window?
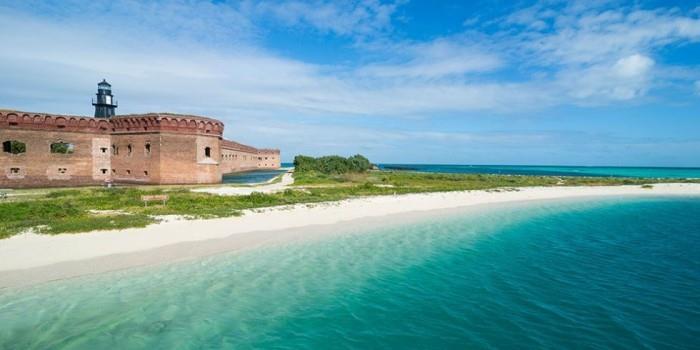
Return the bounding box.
[112,144,118,155]
[144,171,149,176]
[50,142,75,154]
[127,144,133,156]
[205,147,211,158]
[100,147,108,153]
[101,169,107,174]
[112,169,116,174]
[3,140,26,154]
[10,167,20,174]
[57,125,65,129]
[145,143,151,154]
[126,169,131,175]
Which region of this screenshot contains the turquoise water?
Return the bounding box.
[222,169,287,184]
[376,164,700,178]
[2,197,700,349]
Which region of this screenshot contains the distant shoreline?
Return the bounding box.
[1,183,699,289]
[373,163,700,179]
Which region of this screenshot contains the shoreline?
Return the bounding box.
[1,183,700,288]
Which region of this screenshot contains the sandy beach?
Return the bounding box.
[1,183,699,288]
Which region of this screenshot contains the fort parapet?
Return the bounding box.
[0,110,280,188]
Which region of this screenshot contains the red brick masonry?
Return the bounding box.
[0,110,280,188]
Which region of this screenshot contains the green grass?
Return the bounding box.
[0,170,696,238]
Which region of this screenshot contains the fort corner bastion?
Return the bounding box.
[0,82,280,188]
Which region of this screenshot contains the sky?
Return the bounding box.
[1,0,699,166]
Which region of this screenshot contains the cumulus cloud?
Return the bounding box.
[613,54,655,78]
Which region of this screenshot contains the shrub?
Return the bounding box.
[294,154,372,174]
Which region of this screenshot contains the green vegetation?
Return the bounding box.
[2,140,26,154]
[294,154,372,174]
[50,142,74,154]
[293,171,680,189]
[0,159,696,238]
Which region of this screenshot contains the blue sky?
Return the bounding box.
[1,0,699,166]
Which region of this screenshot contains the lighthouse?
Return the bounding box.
[92,79,118,118]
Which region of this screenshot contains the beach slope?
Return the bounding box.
[1,183,699,288]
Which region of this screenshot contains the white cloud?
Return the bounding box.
[0,0,698,124]
[0,6,552,120]
[613,54,655,78]
[357,39,502,79]
[695,81,700,96]
[557,54,655,102]
[516,6,700,66]
[249,0,401,38]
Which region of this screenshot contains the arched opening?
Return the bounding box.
[204,147,211,158]
[50,142,74,154]
[2,140,26,154]
[145,143,151,155]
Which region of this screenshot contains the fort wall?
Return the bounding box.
[220,140,281,173]
[0,110,280,188]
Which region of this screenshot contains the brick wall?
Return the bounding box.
[0,110,280,188]
[220,140,281,174]
[0,127,109,188]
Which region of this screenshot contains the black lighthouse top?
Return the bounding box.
[92,79,118,118]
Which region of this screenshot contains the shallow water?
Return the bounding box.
[1,197,699,349]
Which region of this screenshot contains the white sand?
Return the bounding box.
[1,183,699,287]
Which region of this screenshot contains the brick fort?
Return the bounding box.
[0,80,280,188]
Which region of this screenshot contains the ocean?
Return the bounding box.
[1,196,699,349]
[377,164,700,179]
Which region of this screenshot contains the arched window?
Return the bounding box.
[50,142,74,154]
[204,147,211,158]
[112,144,118,155]
[127,144,133,155]
[2,140,26,154]
[145,143,151,154]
